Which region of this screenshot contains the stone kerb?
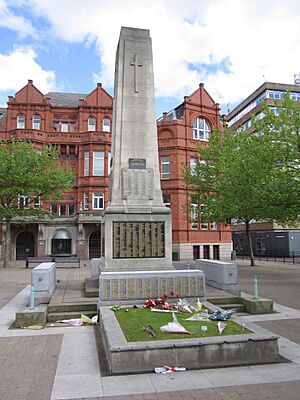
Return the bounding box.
[99,269,206,305]
[195,259,240,295]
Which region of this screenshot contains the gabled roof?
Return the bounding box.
[45,92,87,107]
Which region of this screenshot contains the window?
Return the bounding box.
[61,122,68,132]
[192,117,210,141]
[163,194,171,207]
[190,157,197,175]
[103,118,110,132]
[32,115,41,130]
[200,204,208,230]
[191,196,199,229]
[161,156,170,179]
[51,204,58,214]
[34,195,40,209]
[92,192,104,210]
[69,122,75,133]
[108,152,111,175]
[93,151,104,176]
[17,114,25,129]
[18,195,29,208]
[60,205,66,216]
[210,222,218,230]
[84,151,89,176]
[84,193,89,210]
[53,122,59,132]
[69,204,75,216]
[88,117,96,131]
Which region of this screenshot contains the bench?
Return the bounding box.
[26,255,80,268]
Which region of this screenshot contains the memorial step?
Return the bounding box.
[47,310,97,323]
[208,296,241,305]
[217,303,246,312]
[47,302,97,313]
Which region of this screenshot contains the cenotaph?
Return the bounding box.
[98,27,205,304]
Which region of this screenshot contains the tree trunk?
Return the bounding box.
[245,220,255,266]
[2,218,11,268]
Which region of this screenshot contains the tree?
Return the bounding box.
[182,96,300,266]
[0,140,74,267]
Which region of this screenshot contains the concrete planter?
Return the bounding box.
[99,304,282,375]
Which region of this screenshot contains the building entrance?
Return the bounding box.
[89,230,101,259]
[51,230,72,255]
[16,231,35,260]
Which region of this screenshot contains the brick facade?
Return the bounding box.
[0,80,232,262]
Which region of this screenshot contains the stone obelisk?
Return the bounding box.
[102,26,173,272]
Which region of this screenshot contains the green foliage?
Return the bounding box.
[0,139,74,221]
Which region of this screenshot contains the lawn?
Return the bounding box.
[113,307,252,342]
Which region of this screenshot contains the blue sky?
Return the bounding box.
[1,0,300,116]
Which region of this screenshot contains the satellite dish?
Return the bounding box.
[294,73,300,85]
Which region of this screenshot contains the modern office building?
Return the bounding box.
[227,81,300,257]
[0,80,232,263]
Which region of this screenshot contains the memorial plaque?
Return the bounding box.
[174,276,181,294]
[181,276,189,297]
[103,280,111,300]
[128,280,135,298]
[113,221,165,258]
[159,277,167,295]
[190,276,197,296]
[122,168,153,200]
[136,278,143,298]
[119,279,127,299]
[111,279,119,299]
[144,278,151,298]
[150,277,158,298]
[167,277,174,294]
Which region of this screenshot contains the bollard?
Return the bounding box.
[29,284,35,310]
[253,275,259,300]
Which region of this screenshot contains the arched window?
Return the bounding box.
[192,117,211,141]
[32,115,41,130]
[88,117,96,131]
[103,118,110,132]
[17,114,25,129]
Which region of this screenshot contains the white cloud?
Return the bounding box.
[0,46,55,94]
[0,0,36,37]
[2,0,300,109]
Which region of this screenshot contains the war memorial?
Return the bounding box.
[95,27,281,374]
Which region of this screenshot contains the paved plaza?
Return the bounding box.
[0,260,300,399]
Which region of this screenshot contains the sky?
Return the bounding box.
[0,0,300,116]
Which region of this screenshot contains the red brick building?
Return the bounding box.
[0,80,232,263]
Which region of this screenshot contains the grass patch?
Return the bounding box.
[114,307,252,342]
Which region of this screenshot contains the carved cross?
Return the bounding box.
[130,54,143,93]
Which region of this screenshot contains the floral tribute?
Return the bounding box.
[144,291,180,310]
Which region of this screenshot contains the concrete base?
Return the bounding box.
[99,303,282,375]
[241,296,273,314]
[15,304,47,328]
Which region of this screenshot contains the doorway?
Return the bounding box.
[203,245,210,259]
[51,229,72,255]
[89,230,101,259]
[16,231,35,260]
[213,245,220,260]
[193,245,200,260]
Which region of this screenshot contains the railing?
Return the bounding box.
[236,251,300,264]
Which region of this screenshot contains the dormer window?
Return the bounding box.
[192,117,211,141]
[88,117,96,131]
[17,114,25,129]
[103,118,110,132]
[32,115,41,130]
